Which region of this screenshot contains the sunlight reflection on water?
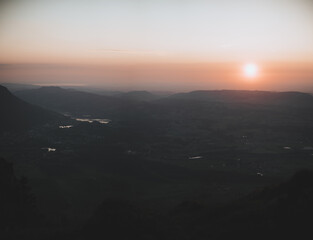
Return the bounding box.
[75,118,110,124]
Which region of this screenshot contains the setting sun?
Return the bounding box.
[243,63,259,78]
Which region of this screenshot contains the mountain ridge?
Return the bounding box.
[0,85,63,133]
[169,89,313,107]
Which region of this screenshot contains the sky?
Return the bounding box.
[0,0,313,91]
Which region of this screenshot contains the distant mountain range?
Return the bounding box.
[170,90,313,108]
[116,90,160,101]
[14,87,164,118]
[0,85,63,133]
[14,86,125,117]
[0,82,40,92]
[12,86,313,125]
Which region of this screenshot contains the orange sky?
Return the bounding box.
[0,0,313,91]
[1,62,312,92]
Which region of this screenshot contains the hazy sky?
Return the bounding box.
[0,0,313,91]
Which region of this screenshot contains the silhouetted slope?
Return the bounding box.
[0,158,38,237]
[82,199,155,240]
[202,170,313,239]
[0,85,61,133]
[15,87,125,117]
[80,170,313,240]
[0,82,39,92]
[171,90,313,108]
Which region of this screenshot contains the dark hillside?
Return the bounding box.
[171,90,313,108]
[15,87,127,117]
[0,85,62,133]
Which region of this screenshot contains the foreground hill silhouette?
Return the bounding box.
[0,158,39,239]
[202,169,313,239]
[0,85,62,133]
[1,158,313,240]
[79,170,313,240]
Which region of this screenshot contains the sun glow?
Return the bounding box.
[243,63,258,78]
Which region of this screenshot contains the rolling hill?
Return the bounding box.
[14,86,126,117]
[0,85,62,133]
[170,90,313,108]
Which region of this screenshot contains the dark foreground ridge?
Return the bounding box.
[1,156,313,240]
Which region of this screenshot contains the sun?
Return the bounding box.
[243,63,258,78]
